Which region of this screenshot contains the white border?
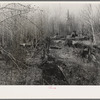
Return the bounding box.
[0,1,100,99]
[0,86,100,99]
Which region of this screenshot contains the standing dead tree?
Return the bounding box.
[81,4,96,45]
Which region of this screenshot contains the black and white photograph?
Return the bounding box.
[0,2,100,85]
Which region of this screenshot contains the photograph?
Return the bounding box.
[0,2,99,85]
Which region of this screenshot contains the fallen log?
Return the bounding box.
[20,43,31,47]
[66,36,89,41]
[50,46,61,49]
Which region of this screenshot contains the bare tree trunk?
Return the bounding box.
[91,23,96,45]
[81,4,96,45]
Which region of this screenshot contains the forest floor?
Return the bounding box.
[0,38,100,85]
[49,45,99,85]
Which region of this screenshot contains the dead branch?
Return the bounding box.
[0,46,23,73]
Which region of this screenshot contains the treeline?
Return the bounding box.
[0,3,100,64]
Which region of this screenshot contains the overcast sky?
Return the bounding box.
[0,2,99,20]
[30,3,98,20]
[34,3,85,13]
[32,3,86,16]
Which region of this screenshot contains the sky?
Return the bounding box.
[32,3,86,16]
[0,2,89,16]
[30,2,99,20]
[0,2,99,20]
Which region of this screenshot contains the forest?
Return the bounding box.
[0,3,100,85]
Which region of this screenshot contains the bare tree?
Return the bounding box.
[66,10,79,35]
[81,4,96,45]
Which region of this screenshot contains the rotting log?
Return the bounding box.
[50,46,61,49]
[20,43,32,47]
